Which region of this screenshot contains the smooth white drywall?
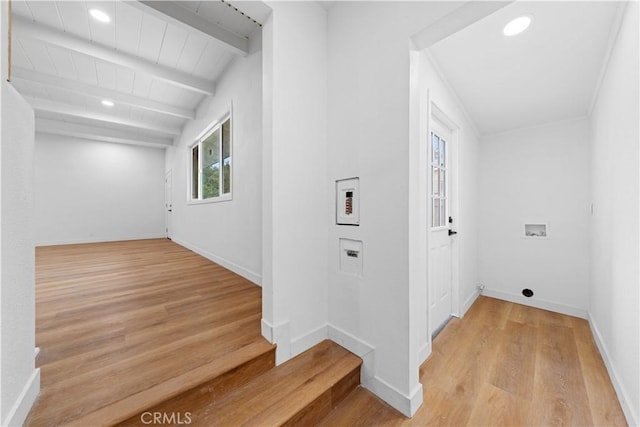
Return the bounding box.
[262,2,329,361]
[411,51,481,361]
[34,134,165,246]
[0,80,40,425]
[326,1,470,416]
[588,1,639,423]
[168,34,262,285]
[478,118,591,315]
[1,3,40,423]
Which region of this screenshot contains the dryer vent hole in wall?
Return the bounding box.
[522,288,534,298]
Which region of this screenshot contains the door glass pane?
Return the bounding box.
[202,128,220,199]
[222,119,231,194]
[440,138,446,167]
[432,167,439,196]
[191,146,199,199]
[439,168,446,196]
[433,198,440,227]
[432,133,439,164]
[440,199,446,227]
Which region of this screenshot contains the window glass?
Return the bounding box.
[222,119,231,195]
[430,131,448,228]
[189,114,231,202]
[202,128,220,199]
[191,146,199,200]
[432,134,439,164]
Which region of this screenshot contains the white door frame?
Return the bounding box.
[429,102,461,320]
[426,102,461,341]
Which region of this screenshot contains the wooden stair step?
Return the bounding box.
[180,340,362,427]
[65,339,275,427]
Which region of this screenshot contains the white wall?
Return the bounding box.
[0,81,40,426]
[0,2,40,423]
[34,134,165,246]
[325,1,471,416]
[478,118,591,317]
[168,35,262,285]
[261,2,329,362]
[588,1,639,424]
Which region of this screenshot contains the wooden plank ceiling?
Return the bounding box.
[10,0,265,148]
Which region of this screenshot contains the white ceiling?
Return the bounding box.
[429,1,624,136]
[10,0,264,148]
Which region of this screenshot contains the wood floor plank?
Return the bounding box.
[466,382,530,426]
[529,323,594,426]
[489,320,537,399]
[507,302,540,327]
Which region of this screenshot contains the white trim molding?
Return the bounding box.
[2,368,40,427]
[36,234,167,247]
[260,319,290,365]
[461,289,481,318]
[418,342,431,365]
[481,288,588,319]
[328,325,375,383]
[290,324,328,358]
[364,376,424,418]
[172,238,262,286]
[588,314,638,426]
[261,322,429,418]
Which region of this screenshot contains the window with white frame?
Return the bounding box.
[190,115,232,201]
[431,131,447,228]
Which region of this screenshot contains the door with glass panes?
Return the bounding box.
[429,118,454,336]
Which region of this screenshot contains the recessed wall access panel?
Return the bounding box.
[336,178,359,225]
[339,238,363,277]
[524,223,548,239]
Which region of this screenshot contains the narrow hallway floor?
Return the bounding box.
[321,296,627,426]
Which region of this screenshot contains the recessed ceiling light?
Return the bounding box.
[101,100,114,107]
[503,16,531,36]
[89,8,111,23]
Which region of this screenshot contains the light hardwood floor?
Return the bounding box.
[322,296,627,426]
[26,239,626,426]
[26,239,272,427]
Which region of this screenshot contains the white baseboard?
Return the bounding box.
[329,324,425,416]
[461,289,480,317]
[36,234,167,247]
[588,314,638,426]
[264,321,425,418]
[363,376,423,418]
[172,237,262,286]
[261,318,291,364]
[3,368,40,427]
[34,347,40,358]
[290,324,328,358]
[328,324,376,382]
[481,288,588,319]
[418,342,431,365]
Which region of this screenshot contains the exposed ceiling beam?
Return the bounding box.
[412,1,514,50]
[36,118,174,148]
[29,97,182,136]
[135,1,249,56]
[13,67,195,120]
[13,15,216,96]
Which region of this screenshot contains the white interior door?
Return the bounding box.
[165,170,172,239]
[429,119,455,336]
